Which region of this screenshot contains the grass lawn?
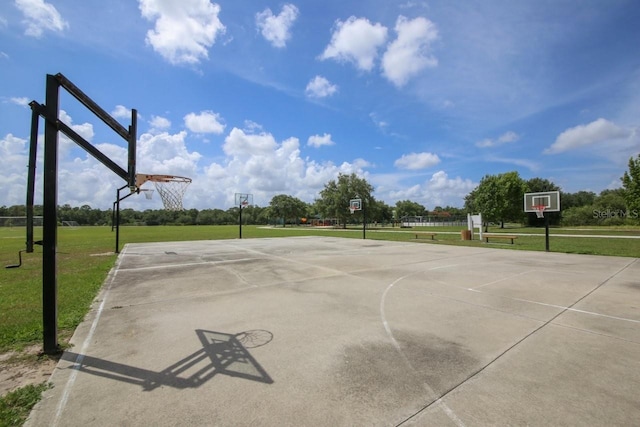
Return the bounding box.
[1,223,639,425]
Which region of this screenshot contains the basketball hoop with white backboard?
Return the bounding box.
[349,198,366,239]
[235,193,253,239]
[235,193,253,208]
[524,191,560,218]
[524,191,560,252]
[349,198,362,215]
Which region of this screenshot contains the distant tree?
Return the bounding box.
[526,177,560,194]
[196,209,216,225]
[595,188,626,209]
[317,173,374,228]
[561,206,599,226]
[586,189,628,225]
[372,200,393,225]
[269,194,307,227]
[395,200,426,218]
[466,171,528,228]
[561,191,596,210]
[621,154,640,221]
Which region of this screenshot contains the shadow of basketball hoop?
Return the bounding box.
[60,329,274,391]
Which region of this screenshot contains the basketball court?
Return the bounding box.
[27,236,639,426]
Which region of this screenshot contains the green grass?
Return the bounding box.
[0,382,50,427]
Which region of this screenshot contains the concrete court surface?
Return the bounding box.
[27,236,640,426]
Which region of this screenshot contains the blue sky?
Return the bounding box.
[1,0,639,211]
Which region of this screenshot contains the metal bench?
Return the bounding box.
[484,234,517,244]
[415,233,436,240]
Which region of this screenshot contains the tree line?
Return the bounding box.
[2,154,638,227]
[464,154,640,226]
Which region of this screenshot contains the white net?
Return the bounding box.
[154,180,191,210]
[135,174,192,210]
[533,205,546,219]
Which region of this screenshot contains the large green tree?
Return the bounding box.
[395,200,426,218]
[526,177,560,194]
[317,173,374,228]
[621,154,640,220]
[269,194,307,227]
[561,191,596,210]
[465,171,528,228]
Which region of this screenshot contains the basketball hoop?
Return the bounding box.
[136,174,192,211]
[533,205,546,219]
[235,193,253,208]
[140,188,154,200]
[349,198,361,214]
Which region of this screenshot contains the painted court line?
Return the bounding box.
[471,270,532,290]
[52,246,128,427]
[469,289,640,324]
[117,257,256,271]
[380,269,466,427]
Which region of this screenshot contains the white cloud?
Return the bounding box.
[486,156,539,172]
[320,16,388,71]
[545,118,632,154]
[307,133,335,148]
[305,76,338,98]
[476,130,520,148]
[256,4,298,48]
[382,16,438,87]
[394,152,440,170]
[15,0,68,38]
[223,128,278,157]
[149,115,171,130]
[136,131,201,177]
[0,52,8,60]
[243,120,263,133]
[379,170,476,208]
[58,110,94,150]
[369,112,389,131]
[111,105,132,119]
[0,121,371,210]
[208,127,366,205]
[9,97,30,107]
[184,111,225,134]
[428,170,474,191]
[139,0,226,65]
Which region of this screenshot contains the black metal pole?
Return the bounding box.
[43,74,59,354]
[111,201,116,232]
[239,205,243,239]
[128,109,137,189]
[362,200,366,240]
[115,187,122,253]
[26,104,39,253]
[545,215,550,252]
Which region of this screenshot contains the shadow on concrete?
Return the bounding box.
[61,329,274,391]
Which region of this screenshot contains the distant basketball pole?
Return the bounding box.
[350,198,365,239]
[235,193,253,239]
[524,191,560,253]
